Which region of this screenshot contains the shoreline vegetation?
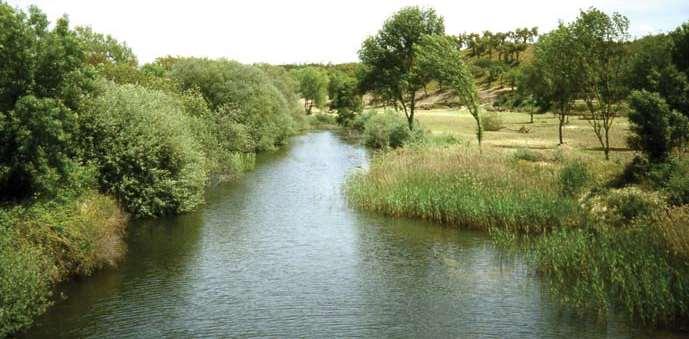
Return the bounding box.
[0,4,308,335]
[1,1,688,337]
[341,6,689,332]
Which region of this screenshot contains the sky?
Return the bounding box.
[8,0,689,65]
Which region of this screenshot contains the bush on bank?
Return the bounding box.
[80,83,209,217]
[0,192,126,337]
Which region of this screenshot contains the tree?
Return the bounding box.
[628,90,689,163]
[531,23,580,145]
[295,67,328,115]
[0,4,92,200]
[415,35,482,145]
[572,8,630,160]
[626,34,689,114]
[74,26,137,67]
[328,71,363,126]
[358,6,444,130]
[670,21,689,77]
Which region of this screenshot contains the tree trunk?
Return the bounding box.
[407,94,416,131]
[558,108,565,145]
[306,101,313,115]
[530,106,534,124]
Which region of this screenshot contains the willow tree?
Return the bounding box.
[414,35,482,146]
[358,6,444,130]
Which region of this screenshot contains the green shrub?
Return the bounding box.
[628,90,689,163]
[0,221,52,338]
[80,83,209,217]
[664,157,689,205]
[583,187,665,226]
[0,96,80,200]
[481,112,504,131]
[362,111,418,149]
[171,58,296,151]
[513,148,544,162]
[559,160,591,197]
[351,110,377,132]
[0,192,125,337]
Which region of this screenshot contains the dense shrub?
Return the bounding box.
[583,187,665,226]
[664,157,689,205]
[628,90,689,163]
[362,111,418,149]
[512,148,544,162]
[0,96,81,199]
[80,83,209,217]
[0,192,125,337]
[481,112,504,131]
[559,160,591,197]
[171,58,296,151]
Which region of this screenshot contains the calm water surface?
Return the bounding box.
[23,132,667,338]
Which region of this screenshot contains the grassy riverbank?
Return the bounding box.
[346,110,689,329]
[0,192,126,335]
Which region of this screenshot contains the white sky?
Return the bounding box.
[8,0,689,65]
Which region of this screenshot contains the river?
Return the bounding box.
[22,131,664,338]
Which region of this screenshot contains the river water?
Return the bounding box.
[23,131,665,338]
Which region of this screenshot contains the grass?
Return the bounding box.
[346,145,590,234]
[412,108,632,160]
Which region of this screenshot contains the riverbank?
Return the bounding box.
[0,192,126,336]
[345,139,689,330]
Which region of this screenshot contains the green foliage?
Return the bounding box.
[535,221,689,327]
[663,157,689,206]
[559,160,591,197]
[328,71,363,126]
[531,23,580,144]
[512,148,544,162]
[74,26,137,67]
[414,35,482,145]
[294,67,329,114]
[670,21,689,76]
[0,96,80,199]
[171,58,296,151]
[0,192,125,337]
[362,111,418,149]
[358,6,445,130]
[626,34,689,113]
[628,90,689,163]
[80,83,209,217]
[0,220,52,338]
[481,111,503,131]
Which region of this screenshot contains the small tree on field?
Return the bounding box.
[295,67,328,115]
[531,23,580,145]
[414,35,482,146]
[572,8,630,160]
[358,6,444,131]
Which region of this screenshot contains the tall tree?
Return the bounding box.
[358,6,445,130]
[572,8,630,160]
[295,67,328,115]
